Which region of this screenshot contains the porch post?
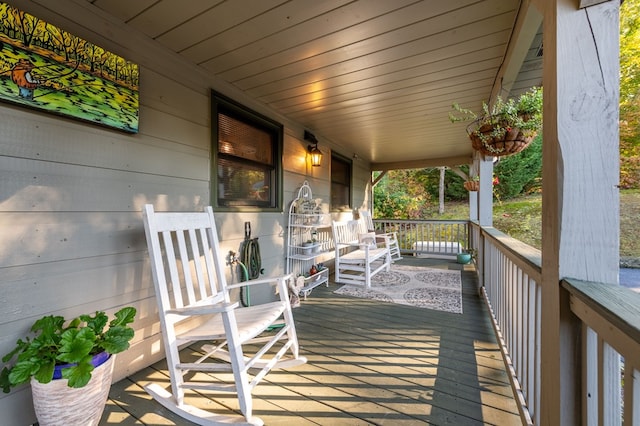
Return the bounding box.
[469,154,479,222]
[539,0,620,424]
[477,155,493,227]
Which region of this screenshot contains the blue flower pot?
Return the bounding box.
[457,253,472,264]
[53,351,110,379]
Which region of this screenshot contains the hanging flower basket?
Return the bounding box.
[450,87,542,158]
[463,180,479,191]
[468,120,537,157]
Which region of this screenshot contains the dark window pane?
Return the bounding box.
[331,183,350,208]
[217,158,271,206]
[212,91,282,210]
[331,154,352,210]
[332,158,350,184]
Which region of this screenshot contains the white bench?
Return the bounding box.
[358,210,402,261]
[331,220,391,288]
[412,241,461,258]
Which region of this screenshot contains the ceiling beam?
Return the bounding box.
[491,0,543,101]
[371,154,473,171]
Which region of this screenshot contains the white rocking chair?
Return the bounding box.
[142,204,306,426]
[359,210,402,261]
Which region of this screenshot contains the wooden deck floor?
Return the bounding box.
[100,257,522,425]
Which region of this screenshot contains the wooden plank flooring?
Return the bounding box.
[100,258,522,425]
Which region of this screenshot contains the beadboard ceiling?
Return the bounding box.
[88,0,543,169]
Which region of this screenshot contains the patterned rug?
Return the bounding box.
[333,265,463,314]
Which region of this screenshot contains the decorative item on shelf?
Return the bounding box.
[301,240,314,255]
[304,130,323,167]
[0,307,137,426]
[449,87,542,157]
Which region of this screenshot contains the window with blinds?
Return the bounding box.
[212,91,283,210]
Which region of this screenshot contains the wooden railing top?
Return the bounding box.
[562,278,640,347]
[373,218,467,224]
[477,225,542,281]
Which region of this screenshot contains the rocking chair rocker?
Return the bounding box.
[142,204,306,425]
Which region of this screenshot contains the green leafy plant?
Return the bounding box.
[449,87,543,154]
[0,307,136,392]
[462,248,477,259]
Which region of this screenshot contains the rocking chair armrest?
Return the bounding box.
[167,302,239,316]
[226,273,294,290]
[336,241,360,249]
[374,234,390,245]
[379,231,397,239]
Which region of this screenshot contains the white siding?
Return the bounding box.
[0,3,371,423]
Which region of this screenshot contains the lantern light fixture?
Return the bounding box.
[304,130,322,167]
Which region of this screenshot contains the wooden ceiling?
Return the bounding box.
[88,0,543,169]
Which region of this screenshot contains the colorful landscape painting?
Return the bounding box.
[0,3,139,133]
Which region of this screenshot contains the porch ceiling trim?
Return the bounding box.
[371,154,473,172]
[491,0,543,101]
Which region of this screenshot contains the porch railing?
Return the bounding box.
[472,222,640,425]
[374,218,640,424]
[476,224,542,425]
[371,219,468,257]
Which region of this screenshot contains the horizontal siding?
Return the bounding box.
[0,158,209,213]
[0,4,369,424]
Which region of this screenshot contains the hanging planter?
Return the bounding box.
[450,87,542,157]
[463,180,479,191]
[468,120,537,156]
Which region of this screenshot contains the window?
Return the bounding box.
[211,91,283,210]
[331,153,352,210]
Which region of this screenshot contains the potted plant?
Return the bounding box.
[457,248,477,264]
[450,87,542,157]
[463,177,479,191]
[0,307,136,426]
[301,238,318,255]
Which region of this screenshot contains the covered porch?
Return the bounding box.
[103,256,523,425]
[0,0,632,424]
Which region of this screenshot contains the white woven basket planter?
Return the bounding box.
[30,354,115,426]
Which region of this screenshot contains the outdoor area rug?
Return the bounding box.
[334,265,463,314]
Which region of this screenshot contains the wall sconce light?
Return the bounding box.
[304,130,322,167]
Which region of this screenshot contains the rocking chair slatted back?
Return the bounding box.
[148,216,227,313]
[142,204,307,425]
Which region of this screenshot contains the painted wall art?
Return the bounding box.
[0,3,139,133]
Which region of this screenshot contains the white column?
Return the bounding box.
[469,155,479,222]
[478,155,493,227]
[539,0,620,424]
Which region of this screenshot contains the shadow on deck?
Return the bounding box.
[100,257,521,425]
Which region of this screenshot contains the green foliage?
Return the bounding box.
[620,0,640,188]
[380,190,640,258]
[449,87,543,150]
[621,0,640,107]
[373,169,435,218]
[0,307,136,392]
[493,134,543,199]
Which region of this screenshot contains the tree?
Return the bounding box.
[620,0,640,188]
[493,135,543,199]
[373,169,435,219]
